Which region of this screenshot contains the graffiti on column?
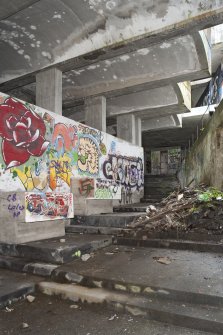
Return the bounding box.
[78,178,95,198]
[95,178,121,200]
[102,154,144,190]
[25,192,73,222]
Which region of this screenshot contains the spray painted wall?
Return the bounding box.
[0,93,144,221]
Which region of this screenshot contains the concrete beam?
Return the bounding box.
[0,0,222,89]
[62,33,208,101]
[141,115,182,132]
[64,81,191,122]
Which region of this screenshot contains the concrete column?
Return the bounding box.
[160,150,168,175]
[135,117,142,146]
[85,96,106,132]
[36,68,62,115]
[117,114,140,145]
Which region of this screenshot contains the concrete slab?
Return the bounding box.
[0,269,39,308]
[56,245,223,300]
[0,234,112,264]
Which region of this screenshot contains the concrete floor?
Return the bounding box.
[0,293,215,335]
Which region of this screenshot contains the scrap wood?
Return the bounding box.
[140,202,194,225]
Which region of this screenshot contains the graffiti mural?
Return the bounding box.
[0,97,49,169]
[0,93,144,219]
[25,192,73,222]
[78,136,100,176]
[95,178,121,200]
[78,178,95,198]
[102,154,144,190]
[197,64,223,107]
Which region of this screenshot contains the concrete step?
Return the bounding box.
[0,269,37,308]
[0,255,59,277]
[0,234,112,264]
[1,251,223,309]
[48,245,223,305]
[114,237,223,254]
[113,206,147,213]
[70,213,146,228]
[66,225,131,235]
[38,281,223,334]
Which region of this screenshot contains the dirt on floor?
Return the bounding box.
[126,185,223,237]
[0,293,215,335]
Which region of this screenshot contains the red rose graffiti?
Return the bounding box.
[0,97,49,169]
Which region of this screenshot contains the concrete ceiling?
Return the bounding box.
[142,109,211,149]
[1,0,223,88]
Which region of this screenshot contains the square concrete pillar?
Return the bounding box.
[117,114,136,144]
[85,96,106,132]
[36,68,62,115]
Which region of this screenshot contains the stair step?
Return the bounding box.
[114,237,223,254]
[38,282,223,334]
[0,234,112,264]
[70,213,146,228]
[113,206,147,213]
[0,255,58,277]
[66,225,131,235]
[0,269,36,308]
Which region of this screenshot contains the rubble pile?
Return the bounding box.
[127,186,223,236]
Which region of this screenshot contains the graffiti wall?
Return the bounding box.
[25,192,73,222]
[0,93,144,220]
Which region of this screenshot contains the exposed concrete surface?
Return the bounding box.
[0,0,219,84]
[0,234,112,264]
[0,293,214,335]
[85,95,106,132]
[38,281,223,333]
[36,68,62,114]
[56,245,223,298]
[179,99,223,189]
[0,269,40,308]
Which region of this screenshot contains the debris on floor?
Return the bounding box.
[153,256,172,265]
[126,185,223,236]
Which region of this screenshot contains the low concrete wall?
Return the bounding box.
[179,100,223,189]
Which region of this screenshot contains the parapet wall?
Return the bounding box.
[178,100,223,190]
[0,93,144,224]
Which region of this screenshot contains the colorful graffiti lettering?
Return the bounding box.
[103,154,144,190]
[78,178,95,198]
[95,178,121,200]
[78,136,99,176]
[25,192,73,222]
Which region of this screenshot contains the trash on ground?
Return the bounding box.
[81,253,91,262]
[26,295,35,303]
[153,256,172,265]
